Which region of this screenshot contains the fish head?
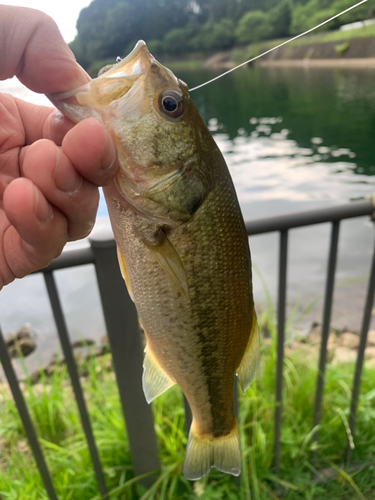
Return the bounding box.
[49,41,214,225]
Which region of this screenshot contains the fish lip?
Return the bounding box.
[100,40,153,79]
[47,40,154,105]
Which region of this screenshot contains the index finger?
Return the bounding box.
[0,5,90,94]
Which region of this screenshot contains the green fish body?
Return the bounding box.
[49,41,259,480]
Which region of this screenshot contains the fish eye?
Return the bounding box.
[159,90,184,119]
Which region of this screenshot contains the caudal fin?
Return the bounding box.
[183,421,241,481]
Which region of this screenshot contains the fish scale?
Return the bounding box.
[48,39,259,481]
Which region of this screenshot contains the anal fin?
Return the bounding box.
[236,306,259,393]
[143,343,175,403]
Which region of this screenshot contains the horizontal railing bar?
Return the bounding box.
[246,199,374,235]
[0,324,58,500]
[44,271,108,498]
[29,200,375,275]
[33,246,95,274]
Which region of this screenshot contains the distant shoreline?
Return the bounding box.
[259,58,375,68]
[164,33,375,71]
[199,54,375,70]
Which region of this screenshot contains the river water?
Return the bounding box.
[1,64,375,376]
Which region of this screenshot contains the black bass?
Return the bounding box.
[48,41,259,480]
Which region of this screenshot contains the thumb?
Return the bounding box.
[0,5,90,94]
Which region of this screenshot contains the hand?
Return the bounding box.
[0,6,118,290]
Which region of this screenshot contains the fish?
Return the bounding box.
[48,41,259,481]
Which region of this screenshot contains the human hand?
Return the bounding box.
[0,6,118,290]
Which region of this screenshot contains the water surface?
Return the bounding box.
[1,65,375,375]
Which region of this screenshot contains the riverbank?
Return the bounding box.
[204,34,375,69]
[160,24,375,70]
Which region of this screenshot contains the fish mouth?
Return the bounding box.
[101,40,153,80]
[47,40,155,120]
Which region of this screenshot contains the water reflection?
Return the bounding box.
[184,64,375,335]
[205,114,370,207]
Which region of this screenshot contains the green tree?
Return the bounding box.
[235,10,273,44]
[147,39,165,55]
[236,0,265,20]
[205,19,236,50]
[209,0,239,22]
[163,23,198,54]
[269,0,292,38]
[331,0,375,25]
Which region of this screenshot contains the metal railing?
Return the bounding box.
[0,198,374,498]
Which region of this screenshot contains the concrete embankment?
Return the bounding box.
[260,36,375,67]
[204,36,375,69]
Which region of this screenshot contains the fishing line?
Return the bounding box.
[189,0,368,92]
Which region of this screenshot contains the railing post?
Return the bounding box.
[312,221,340,455]
[44,271,108,498]
[0,324,58,500]
[347,228,375,464]
[273,229,288,475]
[89,224,160,486]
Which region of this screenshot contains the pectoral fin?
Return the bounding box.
[143,343,176,403]
[236,308,259,393]
[116,245,134,301]
[145,237,189,299]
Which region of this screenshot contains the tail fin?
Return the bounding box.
[183,421,241,481]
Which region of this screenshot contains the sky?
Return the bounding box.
[1,0,92,43]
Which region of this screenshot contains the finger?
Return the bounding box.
[0,6,89,93]
[44,109,76,145]
[2,178,67,280]
[62,118,118,186]
[13,98,75,146]
[21,139,99,241]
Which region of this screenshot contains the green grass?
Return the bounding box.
[0,325,374,499]
[290,23,375,45]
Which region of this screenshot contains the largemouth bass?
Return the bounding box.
[48,41,259,480]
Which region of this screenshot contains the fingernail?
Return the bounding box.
[33,185,53,223]
[53,150,82,193]
[101,132,117,171]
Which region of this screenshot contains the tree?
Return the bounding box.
[163,24,198,54]
[269,0,292,39]
[205,18,236,50]
[236,10,273,44]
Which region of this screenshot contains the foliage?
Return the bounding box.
[1,318,375,498]
[269,0,292,39]
[69,0,375,68]
[236,11,273,45]
[335,40,350,56]
[147,39,166,56]
[290,0,337,34]
[202,18,236,51]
